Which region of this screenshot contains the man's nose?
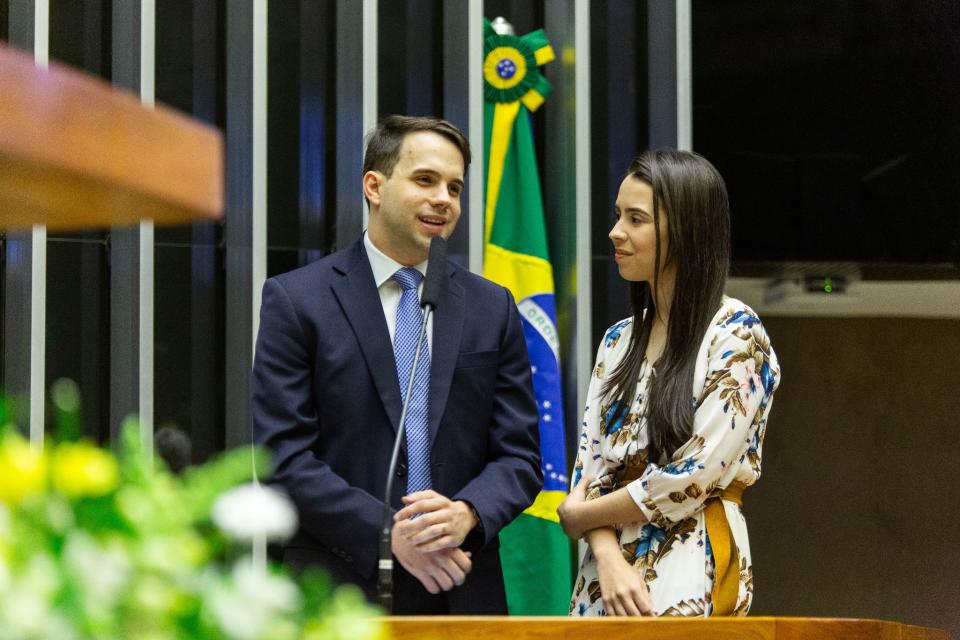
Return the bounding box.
[431,185,453,207]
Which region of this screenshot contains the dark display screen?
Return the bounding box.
[693,1,960,264]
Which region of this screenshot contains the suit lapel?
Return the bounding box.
[429,265,464,444]
[330,242,403,432]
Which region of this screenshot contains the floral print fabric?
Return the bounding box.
[570,297,780,617]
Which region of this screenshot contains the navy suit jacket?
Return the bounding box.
[251,240,542,613]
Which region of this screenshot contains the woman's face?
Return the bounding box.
[609,177,670,283]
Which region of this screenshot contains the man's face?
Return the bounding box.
[365,131,464,266]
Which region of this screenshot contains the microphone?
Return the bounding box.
[377,236,447,613]
[420,235,447,310]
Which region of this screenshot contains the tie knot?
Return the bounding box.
[392,267,423,292]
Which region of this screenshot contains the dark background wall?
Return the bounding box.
[748,316,960,638]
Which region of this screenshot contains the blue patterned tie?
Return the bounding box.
[392,267,432,494]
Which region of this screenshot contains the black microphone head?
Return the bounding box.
[421,236,447,309]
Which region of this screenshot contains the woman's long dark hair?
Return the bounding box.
[601,149,731,463]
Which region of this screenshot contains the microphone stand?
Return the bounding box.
[377,302,435,614]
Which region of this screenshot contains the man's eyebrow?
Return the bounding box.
[410,167,440,176]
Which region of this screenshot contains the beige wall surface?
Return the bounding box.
[748,316,960,639]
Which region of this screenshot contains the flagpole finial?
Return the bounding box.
[491,16,515,35]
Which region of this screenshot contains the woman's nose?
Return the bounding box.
[609,221,624,241]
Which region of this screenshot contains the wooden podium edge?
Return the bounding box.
[383,615,952,640]
[0,43,223,231]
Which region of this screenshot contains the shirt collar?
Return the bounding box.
[363,231,428,288]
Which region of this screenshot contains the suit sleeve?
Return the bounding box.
[252,278,386,579]
[453,286,543,549]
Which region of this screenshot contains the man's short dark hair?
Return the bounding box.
[362,115,471,177]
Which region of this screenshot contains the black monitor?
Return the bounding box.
[693,1,960,268]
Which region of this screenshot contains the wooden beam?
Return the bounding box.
[0,43,223,231]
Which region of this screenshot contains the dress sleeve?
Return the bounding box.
[571,321,628,489]
[626,310,780,526]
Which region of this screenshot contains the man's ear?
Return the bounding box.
[362,171,383,208]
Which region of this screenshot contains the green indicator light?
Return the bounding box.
[823,277,833,293]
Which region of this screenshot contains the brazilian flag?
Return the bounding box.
[482,19,571,615]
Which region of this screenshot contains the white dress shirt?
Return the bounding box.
[363,232,434,356]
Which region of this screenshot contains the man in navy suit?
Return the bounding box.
[252,116,542,614]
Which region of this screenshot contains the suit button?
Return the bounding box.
[396,462,407,477]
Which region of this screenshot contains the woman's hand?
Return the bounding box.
[595,548,655,616]
[558,475,594,539]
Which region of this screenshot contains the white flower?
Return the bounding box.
[0,556,9,595]
[212,483,298,543]
[44,495,76,533]
[0,554,76,640]
[63,531,130,616]
[205,560,300,640]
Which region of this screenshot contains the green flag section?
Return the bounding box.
[481,19,572,616]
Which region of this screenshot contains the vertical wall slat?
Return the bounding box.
[251,0,266,356]
[33,0,46,66]
[28,224,44,445]
[297,0,331,265]
[224,0,255,448]
[574,0,592,433]
[189,0,224,460]
[139,0,156,458]
[8,0,34,49]
[5,0,49,446]
[109,0,141,443]
[2,1,34,435]
[440,0,472,267]
[676,0,691,151]
[362,0,377,234]
[3,233,32,433]
[648,1,678,149]
[543,0,581,466]
[31,0,49,451]
[334,0,365,249]
[467,0,483,275]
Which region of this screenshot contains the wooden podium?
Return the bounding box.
[0,43,223,231]
[385,616,951,640]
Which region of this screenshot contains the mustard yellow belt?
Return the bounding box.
[704,481,747,616]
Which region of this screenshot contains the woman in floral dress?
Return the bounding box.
[559,149,780,617]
